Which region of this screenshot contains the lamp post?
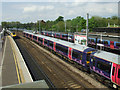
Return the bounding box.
[65,21,66,32]
[38,20,41,34]
[86,13,89,46]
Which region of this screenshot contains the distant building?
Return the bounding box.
[93,27,120,33]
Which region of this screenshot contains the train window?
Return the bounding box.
[98,40,101,43]
[88,39,90,42]
[91,57,95,66]
[93,59,95,66]
[80,54,82,60]
[38,38,40,41]
[72,50,80,59]
[91,39,94,42]
[38,38,43,43]
[116,43,120,47]
[56,44,59,49]
[63,47,68,54]
[56,34,60,37]
[69,35,73,39]
[56,44,68,54]
[112,67,115,76]
[33,36,37,40]
[118,69,120,78]
[97,61,111,74]
[13,32,15,35]
[49,41,53,47]
[103,41,108,45]
[87,54,90,61]
[44,39,48,44]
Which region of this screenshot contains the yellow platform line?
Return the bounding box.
[12,49,21,84]
[8,36,22,84]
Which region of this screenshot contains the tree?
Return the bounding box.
[56,21,65,32]
[55,16,64,23]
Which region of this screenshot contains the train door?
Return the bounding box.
[37,37,38,42]
[68,47,72,60]
[111,63,117,83]
[60,34,62,39]
[116,65,120,86]
[54,33,56,38]
[43,38,44,45]
[110,41,114,49]
[32,35,33,40]
[53,42,56,51]
[112,63,120,87]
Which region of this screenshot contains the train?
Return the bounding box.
[23,31,120,88]
[6,30,17,38]
[41,31,120,51]
[10,32,17,37]
[41,31,74,43]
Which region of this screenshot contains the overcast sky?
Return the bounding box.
[1,0,120,25]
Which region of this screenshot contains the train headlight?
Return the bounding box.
[113,84,117,88]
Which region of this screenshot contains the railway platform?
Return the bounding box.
[0,35,49,89]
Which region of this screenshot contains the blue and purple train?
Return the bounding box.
[23,31,120,88]
[41,31,120,51]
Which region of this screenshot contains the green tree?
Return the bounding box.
[56,21,65,32]
[55,16,64,24]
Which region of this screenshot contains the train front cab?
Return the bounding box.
[82,48,96,71]
[111,63,120,88]
[11,32,16,37]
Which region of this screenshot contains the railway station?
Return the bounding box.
[0,26,119,89]
[1,1,120,89]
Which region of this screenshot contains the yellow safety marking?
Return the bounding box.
[53,74,56,76]
[41,62,45,64]
[19,69,25,83]
[73,86,81,88]
[70,84,79,88]
[9,37,25,83]
[46,66,52,72]
[68,82,75,86]
[8,36,24,84]
[67,81,73,83]
[12,51,21,84]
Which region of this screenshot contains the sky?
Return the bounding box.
[0,0,120,25]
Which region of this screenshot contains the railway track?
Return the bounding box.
[14,37,55,88]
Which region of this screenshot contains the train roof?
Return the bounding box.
[24,31,92,52]
[94,50,120,64]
